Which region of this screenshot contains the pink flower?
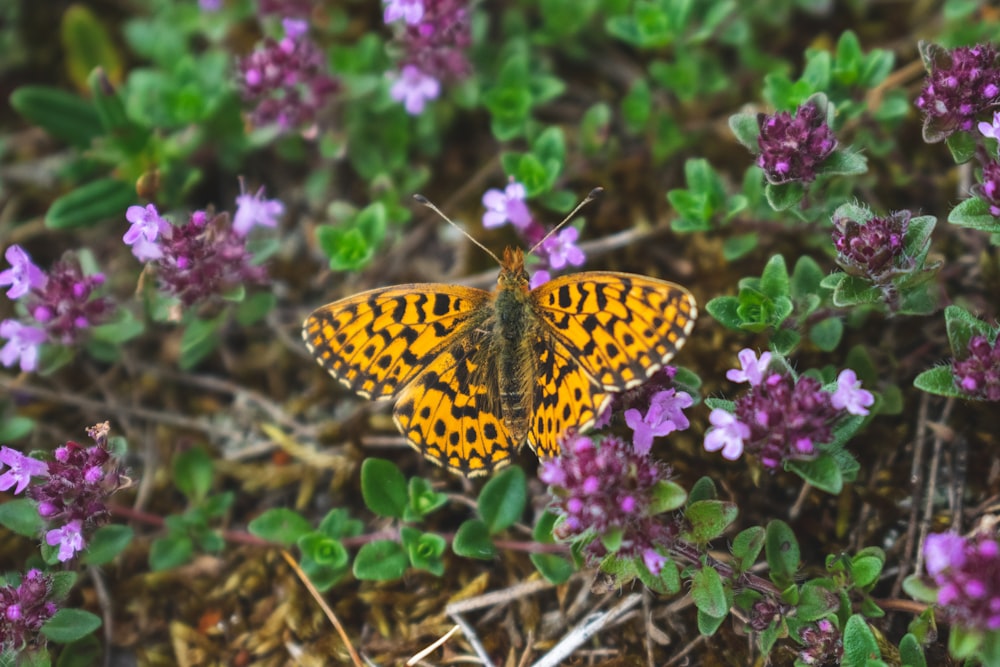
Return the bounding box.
[529,269,551,290]
[726,349,772,386]
[624,389,692,455]
[831,369,875,416]
[46,520,85,562]
[384,0,424,24]
[704,409,749,460]
[0,245,47,299]
[482,181,532,229]
[541,227,586,270]
[390,65,440,115]
[0,320,47,372]
[0,446,49,495]
[124,204,171,261]
[233,186,285,236]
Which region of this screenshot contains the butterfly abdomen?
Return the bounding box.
[493,284,534,445]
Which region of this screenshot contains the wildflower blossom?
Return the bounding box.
[529,269,551,290]
[25,256,114,345]
[482,181,532,230]
[756,101,837,184]
[971,160,1000,217]
[0,447,48,495]
[384,0,424,24]
[797,618,843,666]
[389,64,441,115]
[541,434,677,572]
[832,209,911,282]
[924,531,1000,631]
[0,570,58,652]
[198,0,221,11]
[0,320,47,372]
[238,18,338,132]
[624,389,692,455]
[540,227,586,270]
[726,348,772,386]
[952,335,1000,401]
[979,110,1000,141]
[233,185,285,236]
[45,520,84,562]
[831,369,875,415]
[703,409,748,461]
[0,245,46,299]
[124,203,171,261]
[916,43,1000,142]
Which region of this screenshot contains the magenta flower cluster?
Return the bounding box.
[123,188,278,307]
[951,335,1000,401]
[832,209,912,283]
[1,423,123,562]
[916,43,1000,142]
[238,18,338,133]
[755,102,837,185]
[540,434,678,576]
[971,159,1000,217]
[924,531,1000,631]
[797,618,843,666]
[704,350,874,468]
[480,181,587,288]
[0,570,58,652]
[384,0,471,115]
[0,245,115,372]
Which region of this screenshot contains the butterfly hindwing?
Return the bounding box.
[393,331,516,476]
[303,284,491,399]
[531,272,697,391]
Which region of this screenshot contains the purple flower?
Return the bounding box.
[540,227,586,270]
[0,245,47,300]
[980,110,1000,141]
[832,209,911,282]
[972,160,1000,218]
[726,348,772,386]
[952,335,1000,401]
[624,389,692,455]
[124,204,171,261]
[482,181,532,229]
[46,520,84,562]
[755,101,837,185]
[642,548,668,577]
[24,256,114,345]
[797,618,843,666]
[233,186,285,236]
[147,211,269,307]
[0,569,58,652]
[529,269,551,289]
[831,369,875,416]
[391,0,471,85]
[390,64,441,115]
[923,531,1000,631]
[384,0,424,24]
[0,320,47,372]
[703,409,748,461]
[916,43,1000,142]
[0,447,49,495]
[238,22,338,133]
[541,434,677,568]
[198,0,221,10]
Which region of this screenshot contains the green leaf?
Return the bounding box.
[248,508,313,546]
[9,85,103,148]
[687,476,718,503]
[731,526,765,572]
[705,296,743,329]
[149,534,194,571]
[898,633,927,667]
[809,317,844,352]
[764,181,805,211]
[683,500,738,544]
[0,497,44,537]
[173,447,214,502]
[621,78,651,132]
[948,196,1000,232]
[530,553,574,584]
[405,477,448,521]
[797,581,839,621]
[765,520,800,587]
[401,527,446,575]
[945,131,977,164]
[478,466,526,534]
[722,233,758,260]
[648,480,687,514]
[851,552,884,590]
[55,636,102,667]
[636,553,681,595]
[842,614,881,665]
[0,416,35,441]
[298,534,348,569]
[690,566,729,619]
[360,458,407,519]
[49,572,78,600]
[354,540,408,581]
[819,149,868,177]
[235,292,277,326]
[944,305,994,355]
[831,275,883,307]
[82,524,133,565]
[178,316,223,370]
[913,366,963,398]
[40,609,101,644]
[786,453,843,494]
[728,111,759,150]
[760,255,790,299]
[452,519,496,560]
[317,507,364,539]
[45,179,136,230]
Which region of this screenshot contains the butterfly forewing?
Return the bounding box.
[303,284,491,399]
[530,273,697,391]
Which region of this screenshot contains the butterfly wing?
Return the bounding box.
[303,284,491,399]
[393,330,516,476]
[530,272,697,391]
[526,331,612,459]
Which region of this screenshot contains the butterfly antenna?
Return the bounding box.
[527,187,604,257]
[413,194,502,265]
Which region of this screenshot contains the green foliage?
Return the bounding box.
[667,158,748,233]
[360,457,408,519]
[914,306,998,399]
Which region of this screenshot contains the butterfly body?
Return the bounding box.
[304,246,696,477]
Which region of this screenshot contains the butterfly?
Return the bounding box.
[303,197,697,477]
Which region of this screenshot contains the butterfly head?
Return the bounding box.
[499,247,530,291]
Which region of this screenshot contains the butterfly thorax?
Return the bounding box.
[490,247,535,444]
